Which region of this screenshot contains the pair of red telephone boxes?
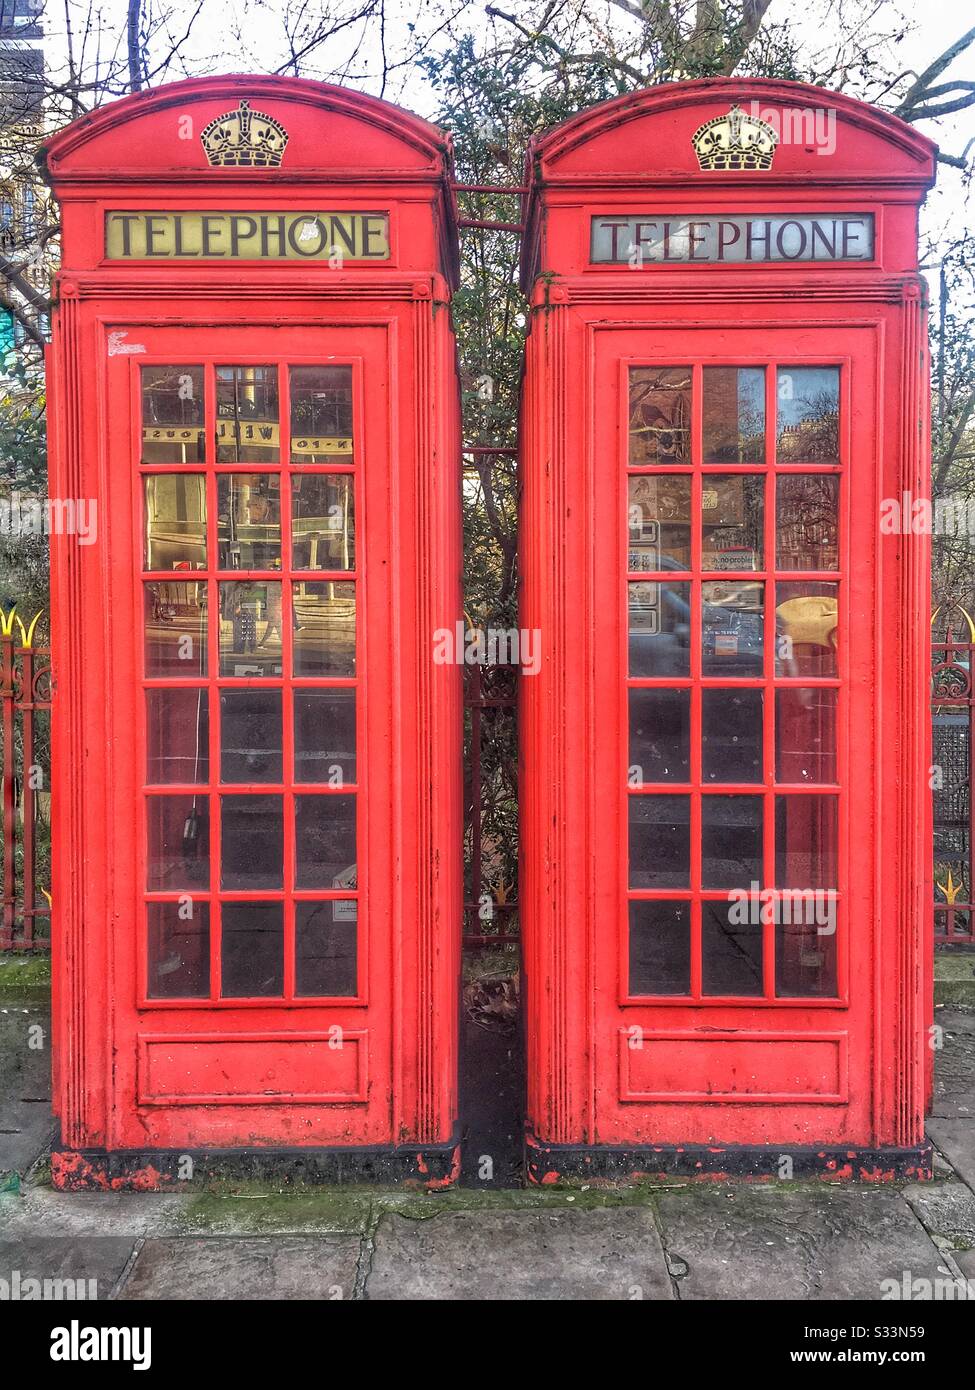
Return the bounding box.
[43,74,934,1187]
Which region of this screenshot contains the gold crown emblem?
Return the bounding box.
[692,104,778,171]
[201,99,289,168]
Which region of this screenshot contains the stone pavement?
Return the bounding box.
[2,956,974,1301]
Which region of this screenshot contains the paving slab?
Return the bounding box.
[931,1008,975,1119]
[0,1236,136,1300]
[654,1186,948,1300]
[903,1181,975,1251]
[0,1186,190,1238]
[0,998,55,1174]
[929,1120,975,1193]
[366,1206,674,1300]
[118,1235,361,1300]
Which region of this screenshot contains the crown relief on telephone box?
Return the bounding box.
[518,80,936,1179]
[43,78,464,1186]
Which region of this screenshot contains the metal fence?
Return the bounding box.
[0,607,51,950]
[932,630,975,945]
[463,661,518,948]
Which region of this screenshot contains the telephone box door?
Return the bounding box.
[593,321,876,1146]
[107,322,395,1148]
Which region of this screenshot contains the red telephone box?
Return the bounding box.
[519,80,935,1180]
[43,77,462,1186]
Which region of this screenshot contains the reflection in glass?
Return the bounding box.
[776,688,837,783]
[220,795,283,889]
[774,794,838,997]
[143,475,206,571]
[629,688,689,783]
[628,795,690,888]
[776,367,839,462]
[702,688,763,783]
[220,690,282,783]
[141,366,204,463]
[290,366,354,464]
[219,581,282,677]
[144,581,207,677]
[292,474,355,570]
[293,581,356,676]
[702,474,764,571]
[147,900,209,999]
[628,581,690,676]
[146,794,209,890]
[703,367,765,463]
[627,475,690,570]
[775,582,838,676]
[146,688,209,784]
[221,901,284,998]
[629,900,691,996]
[628,367,692,466]
[296,901,357,997]
[216,474,281,570]
[702,580,764,676]
[295,794,357,889]
[702,795,762,888]
[776,474,839,570]
[295,689,356,784]
[216,366,279,462]
[702,900,763,996]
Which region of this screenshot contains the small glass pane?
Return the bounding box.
[629,900,691,996]
[290,366,354,464]
[293,581,356,677]
[143,475,206,571]
[628,795,690,888]
[216,366,279,462]
[775,794,838,890]
[628,581,690,676]
[629,688,689,783]
[296,901,357,997]
[702,474,764,571]
[776,367,839,462]
[295,690,356,785]
[146,794,209,890]
[703,367,765,463]
[702,688,763,783]
[141,366,204,463]
[216,474,281,570]
[776,688,837,783]
[775,582,838,676]
[702,580,764,676]
[220,690,282,783]
[292,474,355,571]
[628,475,690,571]
[146,688,209,784]
[295,794,357,890]
[776,474,839,570]
[702,900,763,996]
[221,901,284,998]
[628,367,691,466]
[219,581,282,677]
[702,795,762,888]
[144,581,207,677]
[147,900,209,999]
[220,795,283,890]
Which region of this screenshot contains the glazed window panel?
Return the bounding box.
[628,581,690,676]
[702,688,763,783]
[701,794,763,889]
[143,474,207,571]
[294,689,357,785]
[629,900,692,996]
[701,580,764,676]
[629,688,690,783]
[628,367,692,466]
[776,688,838,783]
[144,581,207,677]
[216,474,281,571]
[628,795,691,888]
[295,901,357,997]
[146,688,209,785]
[146,794,209,891]
[141,365,204,463]
[701,900,763,996]
[776,367,839,462]
[220,689,282,784]
[147,900,210,999]
[627,475,691,570]
[292,474,355,571]
[295,794,357,890]
[775,474,839,570]
[775,581,838,677]
[218,581,283,677]
[221,901,284,998]
[292,581,356,676]
[216,365,280,462]
[702,366,765,463]
[701,474,764,571]
[290,365,354,464]
[220,794,284,890]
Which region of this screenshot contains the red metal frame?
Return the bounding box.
[43,77,462,1170]
[519,80,936,1165]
